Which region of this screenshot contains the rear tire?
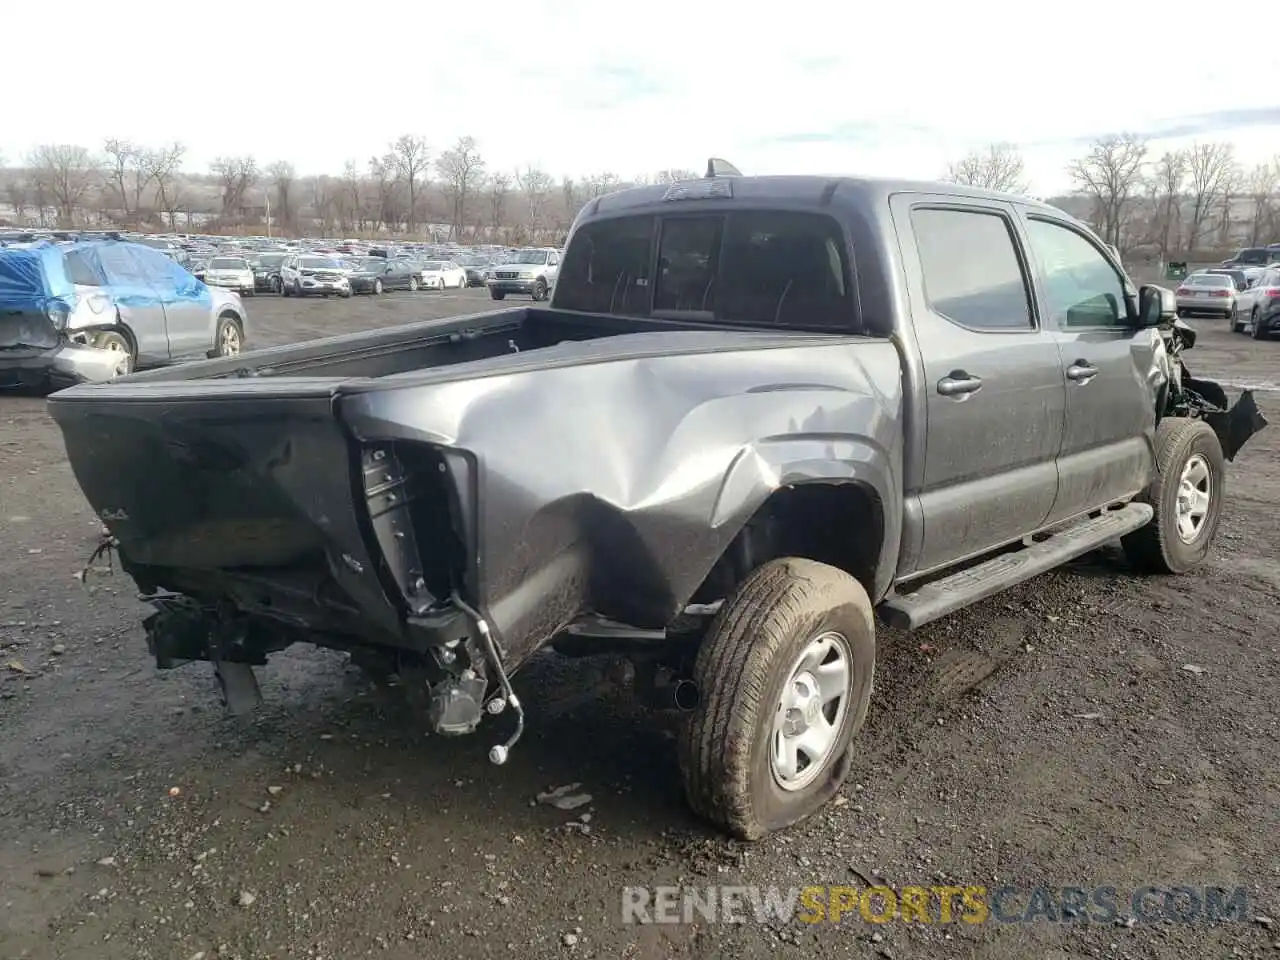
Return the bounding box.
[1122,418,1225,574]
[1252,311,1268,339]
[374,279,383,295]
[213,314,244,358]
[409,276,419,292]
[678,557,875,841]
[490,291,505,300]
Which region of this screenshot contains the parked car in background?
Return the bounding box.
[280,255,352,298]
[204,256,256,296]
[457,255,491,287]
[348,258,422,294]
[1175,273,1236,319]
[1221,247,1280,268]
[251,253,286,293]
[189,258,208,281]
[0,240,246,387]
[487,247,561,301]
[1237,266,1280,339]
[418,260,468,290]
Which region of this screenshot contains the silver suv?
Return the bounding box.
[280,254,352,298]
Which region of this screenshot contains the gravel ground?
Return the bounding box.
[2,288,1279,960]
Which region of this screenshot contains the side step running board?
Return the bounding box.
[880,503,1153,631]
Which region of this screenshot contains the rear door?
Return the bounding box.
[892,195,1066,576]
[94,243,171,364]
[1017,213,1159,522]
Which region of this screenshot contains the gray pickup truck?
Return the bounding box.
[47,163,1265,840]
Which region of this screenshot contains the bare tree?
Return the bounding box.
[144,143,186,229]
[436,136,485,240]
[488,171,511,239]
[7,177,31,223]
[388,135,429,233]
[515,165,553,239]
[1184,142,1234,251]
[1217,162,1244,246]
[581,172,622,199]
[339,160,364,232]
[1246,161,1279,245]
[654,168,701,184]
[368,155,399,233]
[945,143,1029,194]
[1067,134,1148,249]
[1151,150,1188,257]
[28,144,98,225]
[103,138,141,220]
[267,160,296,230]
[209,155,259,219]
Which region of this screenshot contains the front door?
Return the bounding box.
[893,197,1066,576]
[132,247,213,359]
[1018,214,1159,522]
[93,244,170,364]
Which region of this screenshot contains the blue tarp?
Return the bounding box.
[0,242,75,313]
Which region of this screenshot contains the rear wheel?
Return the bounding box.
[409,276,419,292]
[1252,311,1268,339]
[678,557,875,840]
[1122,418,1225,574]
[490,291,505,301]
[92,329,134,377]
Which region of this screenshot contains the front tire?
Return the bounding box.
[373,278,383,295]
[490,291,505,300]
[409,276,419,292]
[678,557,875,841]
[92,329,135,377]
[1252,311,1268,339]
[532,278,548,301]
[1122,418,1225,574]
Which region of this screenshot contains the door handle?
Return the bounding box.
[937,372,983,397]
[1066,361,1097,383]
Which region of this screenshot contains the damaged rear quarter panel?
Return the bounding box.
[337,336,904,665]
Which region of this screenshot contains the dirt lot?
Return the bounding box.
[2,289,1278,960]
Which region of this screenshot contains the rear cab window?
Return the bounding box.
[555,209,859,332]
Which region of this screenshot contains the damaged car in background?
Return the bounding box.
[47,163,1266,840]
[0,240,249,388]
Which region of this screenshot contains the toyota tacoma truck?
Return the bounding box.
[47,163,1266,840]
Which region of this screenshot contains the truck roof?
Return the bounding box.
[584,174,1068,223]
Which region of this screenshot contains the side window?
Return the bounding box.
[95,244,151,286]
[555,215,655,316]
[911,207,1034,331]
[62,249,102,287]
[1024,218,1128,328]
[128,246,180,290]
[654,217,721,314]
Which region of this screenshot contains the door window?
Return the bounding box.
[911,207,1034,331]
[1024,218,1128,328]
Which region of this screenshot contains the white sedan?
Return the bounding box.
[418,260,468,290]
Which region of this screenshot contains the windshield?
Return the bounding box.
[209,257,248,269]
[421,261,448,271]
[356,258,385,271]
[508,249,549,264]
[254,254,285,267]
[300,257,340,269]
[1186,274,1233,287]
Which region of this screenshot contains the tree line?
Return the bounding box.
[0,136,698,245]
[2,133,1276,256]
[944,138,1280,259]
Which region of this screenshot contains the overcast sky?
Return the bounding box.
[7,0,1277,195]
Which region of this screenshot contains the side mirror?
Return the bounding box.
[1137,284,1176,327]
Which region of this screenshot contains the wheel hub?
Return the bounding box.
[770,631,852,792]
[1174,453,1211,544]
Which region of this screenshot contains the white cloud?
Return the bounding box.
[5,0,1276,195]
